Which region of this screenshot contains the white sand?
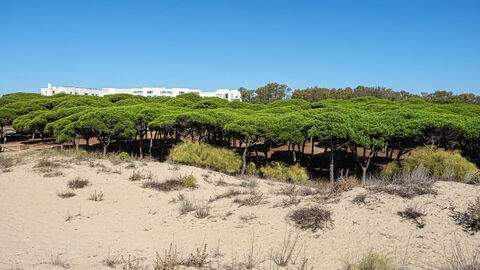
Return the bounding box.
[0,151,479,269]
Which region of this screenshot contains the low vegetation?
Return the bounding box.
[398,206,426,228]
[57,190,76,199]
[383,147,479,183]
[371,166,437,198]
[67,177,89,189]
[87,190,104,201]
[344,252,397,270]
[289,206,332,232]
[0,155,15,169]
[167,142,242,174]
[260,162,309,183]
[453,197,480,233]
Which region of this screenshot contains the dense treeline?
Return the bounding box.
[238,83,480,104]
[1,91,480,183]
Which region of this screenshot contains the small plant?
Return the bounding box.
[143,179,183,192]
[453,197,480,232]
[129,170,144,181]
[34,157,60,169]
[185,243,209,267]
[270,232,300,267]
[153,243,181,270]
[44,253,70,269]
[180,174,198,188]
[179,199,196,215]
[398,206,425,228]
[237,190,263,206]
[344,252,396,270]
[352,193,367,205]
[67,177,89,189]
[57,191,76,199]
[121,254,144,270]
[43,171,64,177]
[87,190,104,201]
[195,204,210,219]
[118,152,130,160]
[289,206,332,232]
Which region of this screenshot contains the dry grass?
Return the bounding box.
[87,190,104,201]
[343,252,396,270]
[179,199,196,215]
[237,190,263,206]
[34,157,61,169]
[289,206,333,232]
[453,197,480,232]
[0,155,15,169]
[121,254,144,270]
[331,176,361,196]
[195,203,210,219]
[209,189,249,202]
[352,193,367,205]
[143,179,183,192]
[185,244,209,267]
[43,170,64,177]
[270,232,300,267]
[153,243,181,270]
[57,190,76,199]
[43,253,70,269]
[67,177,89,189]
[369,167,437,198]
[440,238,480,270]
[129,170,153,181]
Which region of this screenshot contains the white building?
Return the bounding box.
[40,83,242,101]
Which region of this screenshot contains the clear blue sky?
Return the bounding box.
[1,0,479,95]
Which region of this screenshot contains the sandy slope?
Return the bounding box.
[0,151,479,270]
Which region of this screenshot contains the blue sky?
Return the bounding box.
[1,0,479,95]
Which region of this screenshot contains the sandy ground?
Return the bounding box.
[0,151,479,270]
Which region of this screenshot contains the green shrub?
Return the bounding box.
[245,162,258,175]
[391,147,479,183]
[167,142,242,174]
[181,174,198,188]
[260,162,309,183]
[118,152,130,160]
[344,252,397,270]
[381,162,400,180]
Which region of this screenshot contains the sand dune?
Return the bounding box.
[0,151,479,269]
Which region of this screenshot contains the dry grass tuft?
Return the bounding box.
[67,177,89,189]
[121,254,144,270]
[34,157,61,169]
[179,199,196,215]
[270,232,300,267]
[210,189,249,202]
[43,170,64,177]
[153,243,181,270]
[57,190,76,199]
[87,190,104,201]
[352,193,368,205]
[289,206,333,232]
[369,167,437,198]
[195,203,210,219]
[129,170,153,181]
[344,252,396,270]
[0,155,15,169]
[440,238,480,270]
[143,179,183,192]
[330,175,360,196]
[237,190,263,206]
[185,243,209,267]
[453,197,480,232]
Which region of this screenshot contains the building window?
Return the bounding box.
[84,93,89,95]
[147,91,153,94]
[52,91,55,94]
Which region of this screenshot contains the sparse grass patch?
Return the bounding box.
[344,252,396,270]
[0,155,15,169]
[440,238,480,270]
[43,253,70,269]
[87,190,104,201]
[43,170,64,177]
[142,174,197,192]
[352,193,367,205]
[398,205,426,228]
[209,188,248,202]
[195,203,210,219]
[185,244,209,267]
[260,162,309,183]
[167,142,242,174]
[34,157,61,169]
[237,190,263,206]
[121,254,144,270]
[369,166,437,198]
[179,199,196,215]
[289,206,332,232]
[67,177,89,189]
[58,191,76,199]
[153,243,182,270]
[129,170,153,181]
[453,197,480,233]
[270,232,300,267]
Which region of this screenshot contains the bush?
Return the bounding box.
[245,162,258,175]
[180,174,198,188]
[67,177,89,189]
[381,162,400,180]
[371,166,437,198]
[394,147,479,183]
[289,206,332,232]
[260,162,309,183]
[453,197,480,232]
[344,252,397,270]
[118,152,130,160]
[167,142,242,174]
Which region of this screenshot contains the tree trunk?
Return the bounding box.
[241,142,250,175]
[149,131,153,157]
[329,138,335,183]
[75,139,79,151]
[310,137,314,158]
[103,144,108,156]
[139,132,143,159]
